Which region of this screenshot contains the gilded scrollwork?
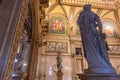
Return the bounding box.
[4,0,29,80]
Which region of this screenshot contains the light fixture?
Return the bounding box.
[15,59,18,62]
[12,74,16,77]
[23,63,27,66]
[49,2,51,6]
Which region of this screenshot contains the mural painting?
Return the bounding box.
[102,20,118,38]
[49,15,66,34]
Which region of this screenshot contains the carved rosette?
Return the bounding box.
[4,0,29,80]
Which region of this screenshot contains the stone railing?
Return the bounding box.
[59,0,119,10]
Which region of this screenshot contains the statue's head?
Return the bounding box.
[83,4,91,11]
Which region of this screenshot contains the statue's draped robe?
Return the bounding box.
[77,9,116,73]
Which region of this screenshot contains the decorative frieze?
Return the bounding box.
[108,46,120,54]
[59,0,119,10]
[46,41,68,53]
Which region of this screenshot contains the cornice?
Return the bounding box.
[58,0,120,10]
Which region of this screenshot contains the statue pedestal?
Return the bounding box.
[77,73,120,80]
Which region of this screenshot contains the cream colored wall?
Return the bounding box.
[110,55,120,73]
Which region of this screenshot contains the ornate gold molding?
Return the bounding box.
[4,0,29,80]
[59,0,120,10]
[118,9,120,21]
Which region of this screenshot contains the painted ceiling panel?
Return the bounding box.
[101,11,116,22]
[49,5,65,15]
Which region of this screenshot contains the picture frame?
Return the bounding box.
[49,14,67,35]
[75,47,82,55]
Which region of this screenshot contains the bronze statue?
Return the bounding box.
[56,52,63,80]
[77,4,116,74]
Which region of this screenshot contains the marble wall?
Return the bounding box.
[109,55,120,74]
[36,55,72,80]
